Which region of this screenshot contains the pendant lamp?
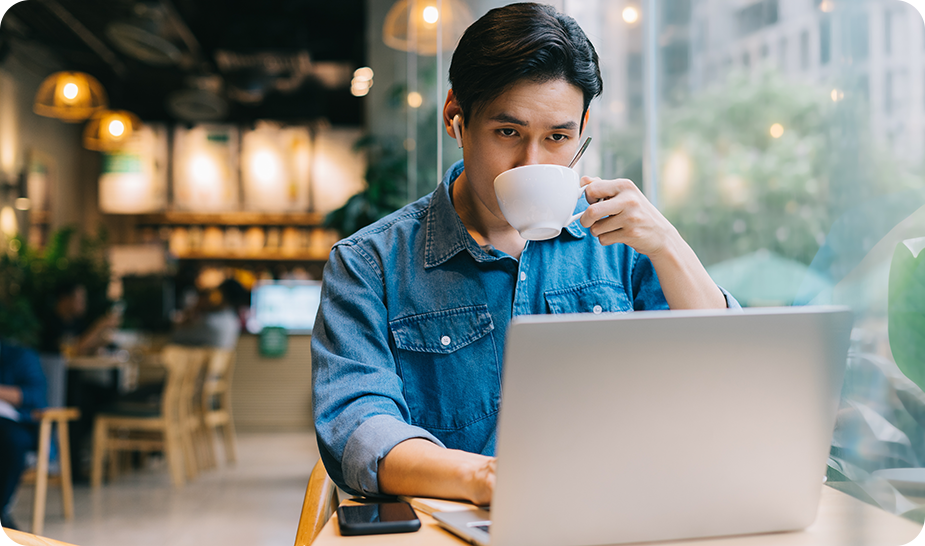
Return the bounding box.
[82,109,142,151]
[33,71,108,123]
[382,0,473,56]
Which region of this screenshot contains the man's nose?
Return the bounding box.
[513,141,544,168]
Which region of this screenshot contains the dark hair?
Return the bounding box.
[449,3,602,126]
[218,278,249,308]
[52,279,84,301]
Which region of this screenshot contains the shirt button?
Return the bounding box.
[441,335,451,346]
[519,272,527,281]
[593,305,603,314]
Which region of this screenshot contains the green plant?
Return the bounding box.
[323,135,408,239]
[0,226,112,349]
[890,239,925,393]
[0,238,41,347]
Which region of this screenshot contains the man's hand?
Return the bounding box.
[463,456,496,506]
[579,176,727,310]
[0,384,23,407]
[579,177,679,259]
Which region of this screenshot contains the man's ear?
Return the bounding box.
[443,89,464,144]
[581,108,591,135]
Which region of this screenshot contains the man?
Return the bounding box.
[312,2,738,506]
[0,340,47,530]
[39,281,119,483]
[40,281,120,358]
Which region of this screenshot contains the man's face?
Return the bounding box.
[457,78,586,223]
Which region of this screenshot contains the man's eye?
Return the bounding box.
[499,128,517,137]
[550,134,569,142]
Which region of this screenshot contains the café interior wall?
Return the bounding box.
[0,50,100,239]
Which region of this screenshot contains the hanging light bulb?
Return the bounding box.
[33,71,108,122]
[82,109,142,151]
[382,0,474,56]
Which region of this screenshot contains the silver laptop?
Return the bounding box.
[434,306,853,546]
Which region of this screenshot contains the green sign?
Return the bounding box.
[259,326,289,358]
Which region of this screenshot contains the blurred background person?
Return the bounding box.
[39,281,121,358]
[37,280,121,483]
[0,339,48,531]
[170,278,248,350]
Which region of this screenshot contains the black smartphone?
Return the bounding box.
[336,501,421,536]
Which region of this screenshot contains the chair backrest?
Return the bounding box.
[206,348,234,379]
[159,345,205,421]
[204,348,235,393]
[294,459,338,546]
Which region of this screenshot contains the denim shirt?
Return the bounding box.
[312,160,739,496]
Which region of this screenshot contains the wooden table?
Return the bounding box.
[312,486,924,546]
[2,528,78,546]
[65,354,129,371]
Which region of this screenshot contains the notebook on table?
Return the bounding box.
[433,306,853,546]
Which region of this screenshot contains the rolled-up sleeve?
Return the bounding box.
[630,251,741,310]
[311,243,443,497]
[718,285,741,309]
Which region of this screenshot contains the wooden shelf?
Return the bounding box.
[134,211,326,226]
[171,250,330,261]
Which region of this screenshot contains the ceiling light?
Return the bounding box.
[422,6,439,24]
[83,109,142,151]
[33,71,108,123]
[622,6,639,23]
[383,0,474,56]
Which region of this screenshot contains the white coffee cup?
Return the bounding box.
[494,164,586,241]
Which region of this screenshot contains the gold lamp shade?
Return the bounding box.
[82,109,142,151]
[33,71,109,123]
[382,0,473,56]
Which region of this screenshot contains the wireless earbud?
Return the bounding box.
[452,115,463,148]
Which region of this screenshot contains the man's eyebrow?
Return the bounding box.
[489,113,579,131]
[489,113,527,126]
[551,120,579,131]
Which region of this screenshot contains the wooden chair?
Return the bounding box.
[0,527,80,546]
[293,459,339,546]
[177,350,209,480]
[200,349,237,466]
[18,407,80,536]
[90,345,206,488]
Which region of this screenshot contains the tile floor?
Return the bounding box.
[8,431,320,546]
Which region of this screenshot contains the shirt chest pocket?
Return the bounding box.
[544,280,632,315]
[389,304,500,432]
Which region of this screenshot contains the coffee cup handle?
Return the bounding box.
[567,185,588,226]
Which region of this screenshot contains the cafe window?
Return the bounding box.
[884,9,892,55]
[820,17,831,65]
[800,30,811,71]
[849,12,870,60]
[778,37,787,71]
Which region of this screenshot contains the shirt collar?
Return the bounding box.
[423,160,586,268]
[424,160,487,269]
